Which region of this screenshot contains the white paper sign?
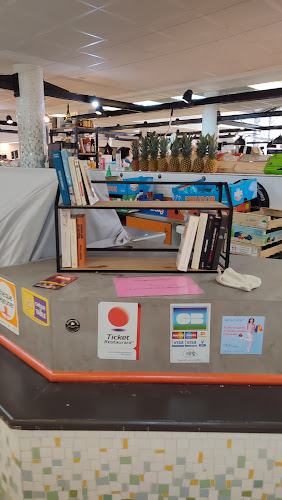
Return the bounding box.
[98,302,140,360]
[0,278,19,335]
[170,303,211,363]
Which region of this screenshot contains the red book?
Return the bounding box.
[76,214,87,266]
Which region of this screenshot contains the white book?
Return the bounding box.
[176,215,199,272]
[60,209,71,268]
[191,212,208,269]
[70,217,78,268]
[75,159,87,206]
[79,160,99,205]
[68,156,82,205]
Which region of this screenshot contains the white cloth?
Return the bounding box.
[0,167,129,268]
[216,267,261,292]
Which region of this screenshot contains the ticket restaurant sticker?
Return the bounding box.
[0,277,19,335]
[98,302,141,360]
[22,288,50,327]
[170,303,211,363]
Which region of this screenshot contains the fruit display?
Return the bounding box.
[169,136,181,172]
[204,133,218,173]
[158,136,169,172]
[131,140,139,171]
[192,134,207,172]
[139,136,149,171]
[180,133,192,172]
[148,134,159,172]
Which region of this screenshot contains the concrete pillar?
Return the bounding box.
[13,64,46,168]
[202,103,219,137]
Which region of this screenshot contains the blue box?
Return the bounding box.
[172,179,257,207]
[107,176,154,196]
[139,193,168,217]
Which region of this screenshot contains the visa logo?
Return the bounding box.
[172,340,184,346]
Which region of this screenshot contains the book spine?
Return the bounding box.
[61,151,76,205]
[191,213,208,270]
[199,214,215,269]
[70,218,78,268]
[79,161,99,205]
[76,215,87,266]
[52,151,71,205]
[68,157,82,205]
[212,214,228,269]
[60,209,71,268]
[75,161,87,206]
[206,215,221,269]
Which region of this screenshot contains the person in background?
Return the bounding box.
[116,147,131,168]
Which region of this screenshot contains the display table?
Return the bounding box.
[0,254,280,383]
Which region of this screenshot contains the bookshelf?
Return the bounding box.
[50,126,97,160]
[54,180,233,273]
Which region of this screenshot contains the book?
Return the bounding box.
[61,151,76,205]
[68,156,82,205]
[76,214,87,266]
[60,209,71,268]
[70,217,78,268]
[79,161,99,205]
[199,214,216,269]
[212,213,228,269]
[191,212,208,269]
[176,215,199,272]
[52,151,71,205]
[206,215,222,269]
[75,159,87,206]
[34,274,77,290]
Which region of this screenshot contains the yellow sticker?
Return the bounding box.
[22,288,50,326]
[0,277,19,335]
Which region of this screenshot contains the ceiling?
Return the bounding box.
[0,0,282,126]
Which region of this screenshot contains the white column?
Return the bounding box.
[202,103,219,137]
[13,64,46,168]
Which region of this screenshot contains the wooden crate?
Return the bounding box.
[231,241,282,258]
[233,208,282,230]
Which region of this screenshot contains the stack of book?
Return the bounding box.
[176,212,228,271]
[60,211,86,269]
[52,151,99,206]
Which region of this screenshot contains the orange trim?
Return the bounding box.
[2,334,282,385]
[0,334,52,381]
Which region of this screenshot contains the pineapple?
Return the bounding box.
[180,133,192,172]
[192,134,207,172]
[158,136,169,172]
[169,136,181,172]
[204,133,218,173]
[131,140,139,171]
[148,134,159,172]
[139,136,149,171]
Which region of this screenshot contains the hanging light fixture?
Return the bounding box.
[273,134,282,144]
[6,115,13,124]
[234,135,245,145]
[267,140,274,148]
[44,114,51,123]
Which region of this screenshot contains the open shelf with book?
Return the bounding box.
[54,174,233,274]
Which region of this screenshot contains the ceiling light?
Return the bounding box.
[234,136,246,146]
[103,106,121,111]
[50,114,66,118]
[133,100,161,106]
[248,81,282,90]
[44,114,51,123]
[182,90,193,103]
[6,115,13,124]
[171,94,205,100]
[91,99,100,109]
[95,104,104,116]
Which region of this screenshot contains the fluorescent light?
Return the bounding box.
[133,100,161,106]
[171,94,205,100]
[50,114,66,118]
[103,106,121,111]
[91,99,100,109]
[249,81,282,90]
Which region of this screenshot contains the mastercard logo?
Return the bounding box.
[172,332,184,339]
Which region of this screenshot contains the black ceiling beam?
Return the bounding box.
[0,128,18,134]
[0,121,17,126]
[0,74,19,97]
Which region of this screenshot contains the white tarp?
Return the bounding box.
[0,167,129,268]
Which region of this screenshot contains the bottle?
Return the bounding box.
[106,165,112,177]
[84,136,91,153]
[65,104,71,123]
[90,157,96,169]
[91,138,95,153]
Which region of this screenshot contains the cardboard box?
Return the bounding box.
[107,176,154,196]
[232,224,282,246]
[139,193,168,218]
[233,208,282,229]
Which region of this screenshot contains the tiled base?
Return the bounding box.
[1,418,282,499]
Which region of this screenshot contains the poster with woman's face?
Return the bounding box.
[220,316,265,354]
